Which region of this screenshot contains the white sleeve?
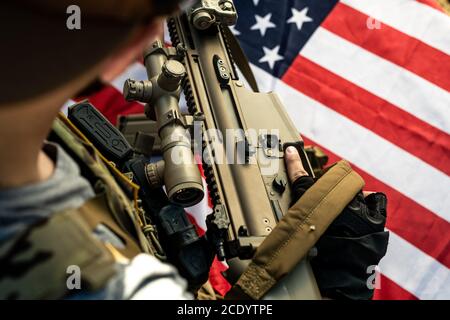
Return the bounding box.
[107,254,194,300]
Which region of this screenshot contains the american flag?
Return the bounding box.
[71,0,450,299]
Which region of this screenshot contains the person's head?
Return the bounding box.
[0,0,189,187]
[0,1,190,109]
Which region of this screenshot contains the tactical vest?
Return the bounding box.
[0,113,158,299]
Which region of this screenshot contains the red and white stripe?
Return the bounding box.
[270,0,450,299]
[74,0,449,300]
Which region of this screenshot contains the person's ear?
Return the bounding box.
[99,18,165,83]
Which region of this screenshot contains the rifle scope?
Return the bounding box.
[123,41,204,207]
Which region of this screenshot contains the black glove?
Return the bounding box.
[291,176,390,300]
[290,175,315,205]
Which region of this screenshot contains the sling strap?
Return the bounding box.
[222,25,260,93]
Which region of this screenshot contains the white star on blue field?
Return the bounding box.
[233,0,339,77]
[251,13,276,37]
[259,45,284,70]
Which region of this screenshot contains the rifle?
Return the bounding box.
[121,1,322,299]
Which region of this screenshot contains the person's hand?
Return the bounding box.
[285,146,309,182]
[285,146,315,204]
[284,146,389,299]
[284,146,384,207]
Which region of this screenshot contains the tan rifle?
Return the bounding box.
[121,0,323,299]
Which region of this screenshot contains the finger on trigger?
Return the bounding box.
[285,146,309,183]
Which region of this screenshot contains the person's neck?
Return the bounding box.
[0,149,55,189]
[0,57,100,190]
[0,98,60,190]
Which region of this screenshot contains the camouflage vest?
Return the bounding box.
[0,113,158,299]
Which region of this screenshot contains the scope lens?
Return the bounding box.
[172,188,204,207]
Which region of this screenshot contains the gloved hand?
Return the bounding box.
[285,146,389,299]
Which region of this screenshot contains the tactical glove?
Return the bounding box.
[291,176,389,299]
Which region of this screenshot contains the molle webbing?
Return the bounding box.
[52,114,156,256]
[77,194,143,260]
[231,161,365,299]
